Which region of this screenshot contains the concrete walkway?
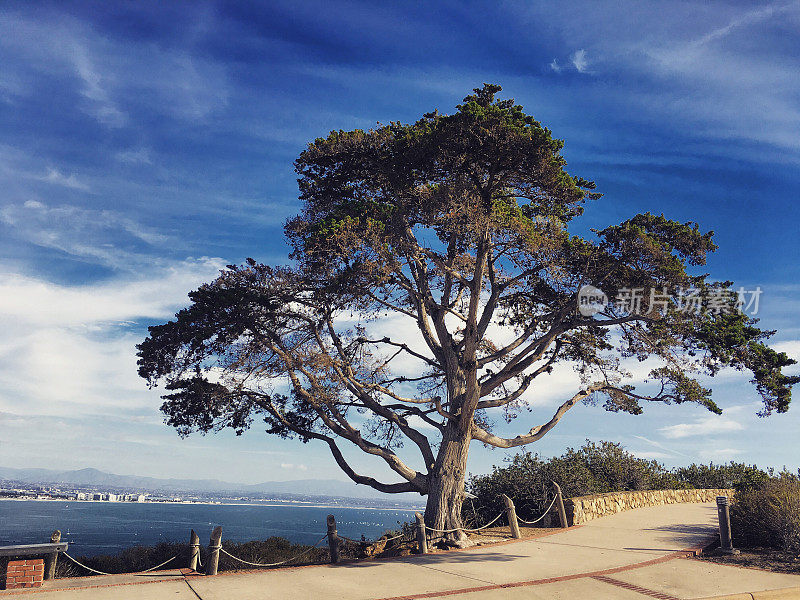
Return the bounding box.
[4,502,800,599]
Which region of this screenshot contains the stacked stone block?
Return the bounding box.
[567,488,734,525]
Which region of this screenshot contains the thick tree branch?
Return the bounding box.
[252,395,424,494]
[471,382,607,448]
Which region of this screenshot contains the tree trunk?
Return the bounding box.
[424,424,471,546]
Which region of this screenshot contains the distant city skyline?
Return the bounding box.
[0,1,799,485]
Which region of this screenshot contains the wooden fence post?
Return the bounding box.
[553,482,568,528]
[43,530,61,581]
[188,529,200,571]
[415,512,427,554]
[327,515,340,564]
[206,526,222,576]
[502,495,521,539]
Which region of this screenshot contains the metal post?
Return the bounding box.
[44,530,61,581]
[716,496,739,555]
[553,482,568,528]
[502,494,521,539]
[327,514,340,564]
[188,529,200,571]
[206,526,222,575]
[415,512,427,554]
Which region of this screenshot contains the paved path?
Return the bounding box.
[4,502,800,599]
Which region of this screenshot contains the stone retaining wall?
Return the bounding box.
[566,488,733,525]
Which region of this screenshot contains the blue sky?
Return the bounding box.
[1,1,799,489]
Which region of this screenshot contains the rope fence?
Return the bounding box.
[219,534,329,568]
[518,495,559,525]
[27,482,573,581]
[62,552,178,576]
[425,510,506,534]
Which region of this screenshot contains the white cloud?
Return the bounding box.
[0,258,223,328]
[38,168,90,191]
[0,201,171,270]
[629,450,672,459]
[280,463,308,471]
[69,43,127,127]
[631,4,800,151]
[549,58,561,73]
[571,49,589,72]
[0,258,225,419]
[0,12,229,126]
[772,340,800,361]
[632,434,690,458]
[658,415,744,439]
[688,2,794,51]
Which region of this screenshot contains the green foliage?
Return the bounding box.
[673,462,772,492]
[731,474,800,552]
[465,441,678,525]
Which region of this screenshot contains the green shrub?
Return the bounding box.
[673,462,772,492]
[465,440,676,526]
[731,474,800,553]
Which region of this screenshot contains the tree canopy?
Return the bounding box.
[138,84,797,535]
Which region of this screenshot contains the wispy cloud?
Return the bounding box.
[0,201,170,270]
[549,58,561,73]
[632,435,691,458]
[629,450,672,460]
[659,416,744,439]
[690,2,796,50]
[69,43,127,127]
[0,11,229,126]
[38,167,90,191]
[571,49,589,72]
[280,463,308,471]
[115,148,152,165]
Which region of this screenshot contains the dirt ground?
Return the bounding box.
[466,525,561,545]
[353,525,560,560]
[695,547,800,575]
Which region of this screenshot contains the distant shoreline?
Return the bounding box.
[0,497,423,511]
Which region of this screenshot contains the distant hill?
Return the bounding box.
[0,466,419,504]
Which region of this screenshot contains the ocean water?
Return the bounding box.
[0,500,417,557]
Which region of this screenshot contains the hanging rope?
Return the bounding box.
[424,493,559,534]
[425,511,505,534]
[139,555,179,573]
[218,534,329,568]
[61,553,113,576]
[463,511,506,532]
[518,495,558,525]
[61,552,178,576]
